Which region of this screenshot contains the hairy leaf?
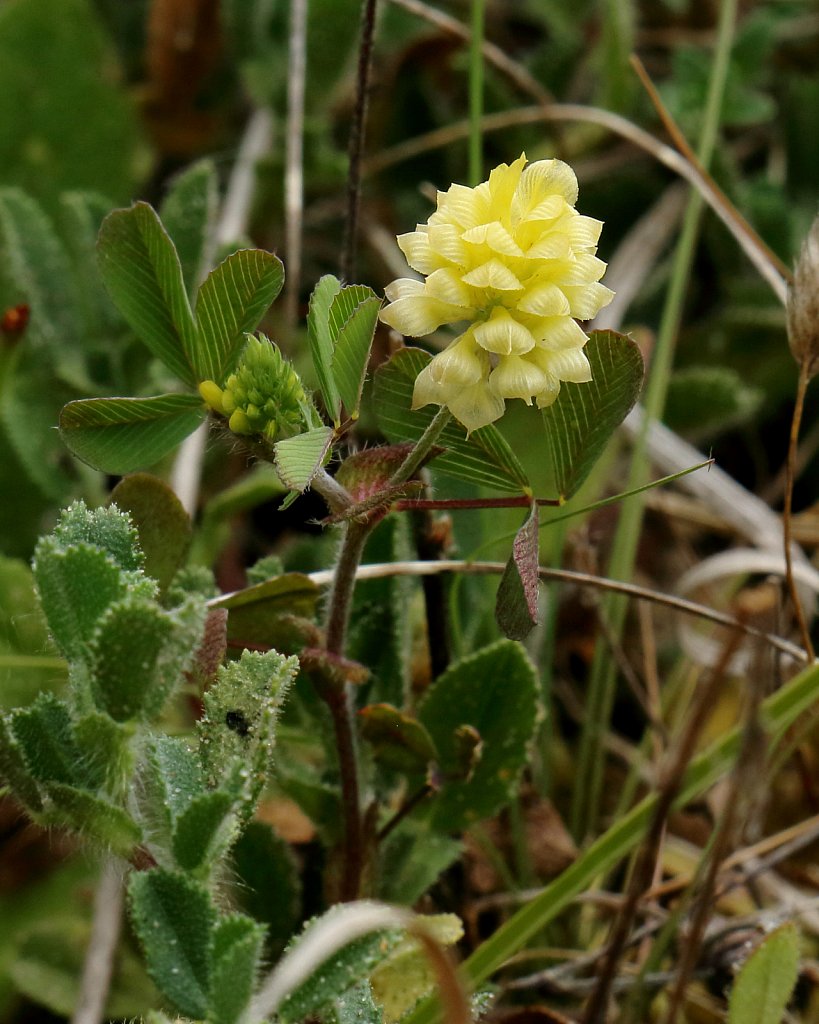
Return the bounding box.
[728,923,800,1024]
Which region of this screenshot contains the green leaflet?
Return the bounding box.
[417,639,540,830]
[540,330,643,500]
[308,275,343,422]
[728,923,800,1024]
[373,348,530,493]
[208,915,266,1024]
[59,393,208,475]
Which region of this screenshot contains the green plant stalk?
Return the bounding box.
[468,0,485,186]
[570,0,738,841]
[401,656,819,1024]
[320,404,455,898]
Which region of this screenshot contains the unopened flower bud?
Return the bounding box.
[787,215,819,377]
[199,334,311,440]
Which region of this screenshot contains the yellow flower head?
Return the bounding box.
[379,153,614,432]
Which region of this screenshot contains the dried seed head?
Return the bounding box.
[787,214,819,377]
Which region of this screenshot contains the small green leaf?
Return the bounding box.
[728,923,800,1024]
[194,248,284,382]
[541,330,643,500]
[140,735,205,852]
[209,915,266,1024]
[159,159,219,296]
[278,911,402,1023]
[172,790,237,873]
[51,500,144,573]
[32,540,128,664]
[495,502,539,641]
[417,640,540,830]
[97,203,197,384]
[129,869,215,1019]
[373,348,530,493]
[231,821,301,955]
[0,714,43,812]
[110,474,192,593]
[73,711,133,793]
[274,426,335,494]
[308,275,343,422]
[43,782,141,855]
[197,649,298,802]
[211,572,320,649]
[60,393,207,474]
[330,287,381,417]
[88,596,206,722]
[10,693,82,787]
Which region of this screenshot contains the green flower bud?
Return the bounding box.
[203,334,311,440]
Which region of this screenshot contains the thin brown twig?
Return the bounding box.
[783,361,815,659]
[341,0,379,282]
[289,560,808,664]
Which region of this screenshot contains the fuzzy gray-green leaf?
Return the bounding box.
[129,869,215,1019]
[209,915,266,1024]
[172,790,237,873]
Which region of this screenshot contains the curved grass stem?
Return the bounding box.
[784,361,815,660]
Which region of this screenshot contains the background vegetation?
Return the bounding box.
[2,0,819,1022]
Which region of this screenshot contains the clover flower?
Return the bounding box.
[199,334,309,440]
[379,153,614,432]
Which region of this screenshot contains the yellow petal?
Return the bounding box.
[427,335,488,388]
[412,364,447,410]
[461,259,523,291]
[447,381,506,433]
[198,380,225,413]
[531,316,589,349]
[425,268,474,307]
[474,308,536,355]
[518,282,571,317]
[524,232,573,261]
[427,223,467,265]
[531,345,593,384]
[379,295,469,336]
[556,254,607,286]
[461,221,524,257]
[436,182,488,229]
[487,154,527,214]
[397,231,439,274]
[488,354,551,403]
[563,282,615,319]
[567,215,604,249]
[517,194,566,224]
[518,159,579,207]
[535,379,562,409]
[384,278,424,302]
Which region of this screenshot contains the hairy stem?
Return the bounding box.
[323,519,371,900]
[783,361,815,660]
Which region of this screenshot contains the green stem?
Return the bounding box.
[468,0,485,186]
[389,406,453,487]
[570,0,738,841]
[401,656,819,1024]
